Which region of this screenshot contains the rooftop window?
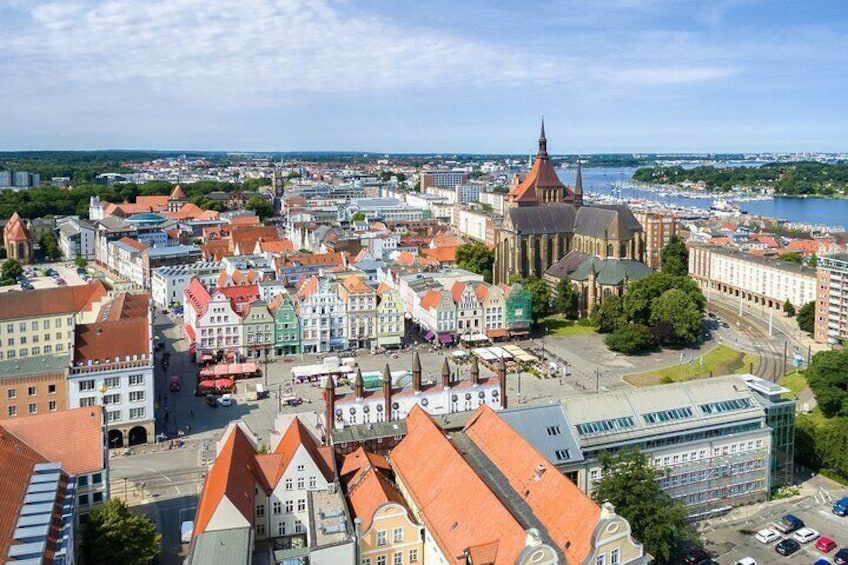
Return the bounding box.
[576,416,635,436]
[699,398,753,415]
[642,407,693,424]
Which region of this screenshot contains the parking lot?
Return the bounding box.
[701,483,848,564]
[0,261,93,292]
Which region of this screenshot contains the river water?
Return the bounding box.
[556,167,848,231]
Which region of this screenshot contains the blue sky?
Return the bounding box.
[1,0,846,153]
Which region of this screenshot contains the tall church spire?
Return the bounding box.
[538,118,548,156]
[574,162,584,206]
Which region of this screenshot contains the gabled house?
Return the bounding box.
[375,286,405,349]
[418,288,457,345]
[337,275,377,350]
[294,277,348,353]
[242,298,274,359]
[269,294,301,356]
[452,281,484,337]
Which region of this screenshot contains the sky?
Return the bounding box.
[1,0,847,153]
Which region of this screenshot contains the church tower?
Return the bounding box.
[508,120,579,207]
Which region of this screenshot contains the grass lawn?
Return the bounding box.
[779,372,807,397]
[541,316,596,337]
[624,345,758,387]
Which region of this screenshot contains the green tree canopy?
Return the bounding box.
[783,299,796,317]
[74,256,88,268]
[660,234,688,276]
[0,258,24,285]
[816,417,848,478]
[778,251,804,264]
[649,288,703,345]
[39,230,62,261]
[523,275,551,323]
[592,449,692,564]
[455,242,494,284]
[624,272,705,326]
[246,196,274,221]
[83,499,161,565]
[604,324,655,354]
[806,350,848,418]
[797,301,815,334]
[591,294,627,334]
[553,277,577,318]
[351,211,366,222]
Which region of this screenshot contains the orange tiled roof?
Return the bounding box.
[389,407,527,564]
[375,282,393,296]
[169,184,187,200]
[0,426,49,559]
[4,211,31,241]
[342,276,373,294]
[294,277,319,301]
[258,239,295,254]
[346,462,410,532]
[419,289,443,310]
[450,281,466,303]
[96,292,149,321]
[194,425,260,536]
[0,407,104,475]
[229,215,261,226]
[74,317,149,365]
[201,239,229,261]
[117,236,148,253]
[422,246,458,263]
[259,418,333,487]
[463,405,602,564]
[787,239,818,254]
[474,282,490,303]
[135,195,169,208]
[340,446,391,480]
[185,277,212,316]
[0,280,107,321]
[509,154,567,204]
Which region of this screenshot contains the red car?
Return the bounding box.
[816,537,837,552]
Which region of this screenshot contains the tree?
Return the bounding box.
[810,253,818,268]
[591,295,627,333]
[0,258,23,285]
[83,499,160,565]
[605,324,655,354]
[39,230,62,261]
[778,251,804,264]
[624,272,705,326]
[455,242,494,284]
[649,288,703,345]
[74,256,88,268]
[351,211,366,222]
[553,277,577,318]
[797,301,815,334]
[817,417,848,478]
[523,275,551,323]
[783,299,796,317]
[806,350,848,418]
[246,196,274,221]
[660,234,688,276]
[592,449,692,564]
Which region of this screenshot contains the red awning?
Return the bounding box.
[214,378,234,388]
[184,324,196,342]
[438,334,454,345]
[486,329,509,339]
[198,380,215,388]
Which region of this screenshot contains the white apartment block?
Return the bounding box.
[151,261,223,309]
[689,245,816,310]
[815,253,848,345]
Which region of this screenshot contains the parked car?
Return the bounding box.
[773,514,804,534]
[793,527,820,544]
[818,537,838,552]
[775,538,801,556]
[836,548,848,565]
[180,521,193,544]
[220,393,233,407]
[206,394,218,408]
[755,528,781,544]
[833,496,848,516]
[682,549,710,564]
[815,560,834,565]
[733,558,756,565]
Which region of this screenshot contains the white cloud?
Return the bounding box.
[613,66,738,85]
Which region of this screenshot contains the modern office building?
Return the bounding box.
[815,253,848,345]
[150,261,223,309]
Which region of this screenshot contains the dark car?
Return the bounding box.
[697,560,718,565]
[682,550,710,565]
[775,538,801,556]
[835,548,848,565]
[206,394,218,408]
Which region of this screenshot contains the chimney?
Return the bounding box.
[323,375,335,446]
[353,367,364,399]
[441,357,451,388]
[382,364,393,421]
[498,357,507,409]
[411,351,422,391]
[470,355,480,385]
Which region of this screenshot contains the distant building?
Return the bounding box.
[634,210,678,270]
[3,211,34,263]
[815,253,848,345]
[57,216,96,260]
[420,170,468,190]
[150,261,223,309]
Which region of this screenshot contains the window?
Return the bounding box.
[129,408,145,420]
[545,425,561,436]
[31,321,38,331]
[362,559,371,565]
[8,406,16,417]
[106,410,121,423]
[277,521,286,536]
[376,530,387,546]
[272,501,281,515]
[6,324,12,333]
[79,380,95,392]
[297,477,304,489]
[297,499,305,512]
[256,524,265,536]
[48,384,56,394]
[409,549,419,563]
[128,374,144,386]
[285,500,293,513]
[377,557,386,565]
[611,548,620,565]
[80,397,96,407]
[104,377,120,388]
[28,403,37,414]
[49,400,57,411]
[285,478,293,491]
[7,389,15,399]
[93,492,103,504]
[308,476,316,489]
[256,504,265,517]
[103,393,120,405]
[596,555,606,565]
[294,521,303,534]
[92,472,103,484]
[79,494,89,506]
[44,320,50,329]
[296,464,304,472]
[28,386,37,396]
[393,553,403,565]
[393,527,404,543]
[129,391,145,403]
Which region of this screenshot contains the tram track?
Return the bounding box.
[709,301,785,382]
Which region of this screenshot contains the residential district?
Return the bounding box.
[2,125,848,565]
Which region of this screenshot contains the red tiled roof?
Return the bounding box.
[450,281,466,303]
[787,239,818,254]
[0,280,107,321]
[258,240,295,254]
[185,277,212,316]
[135,195,169,208]
[169,184,187,200]
[74,317,149,365]
[419,289,443,310]
[229,215,261,226]
[389,407,527,564]
[96,292,149,322]
[257,418,333,488]
[118,236,148,253]
[345,462,410,532]
[216,284,260,316]
[4,211,31,242]
[509,155,567,204]
[0,407,104,476]
[422,246,458,263]
[194,425,260,536]
[463,405,602,564]
[340,446,391,480]
[342,276,373,294]
[474,282,490,303]
[0,426,49,560]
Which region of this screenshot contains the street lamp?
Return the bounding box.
[99,382,110,448]
[263,348,269,386]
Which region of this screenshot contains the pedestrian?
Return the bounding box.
[190,409,194,418]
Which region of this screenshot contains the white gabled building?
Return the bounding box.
[294,277,348,353]
[184,277,244,362]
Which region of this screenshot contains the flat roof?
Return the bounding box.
[188,528,252,565]
[500,403,584,465]
[0,354,68,378]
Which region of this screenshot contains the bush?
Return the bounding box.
[605,324,656,355]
